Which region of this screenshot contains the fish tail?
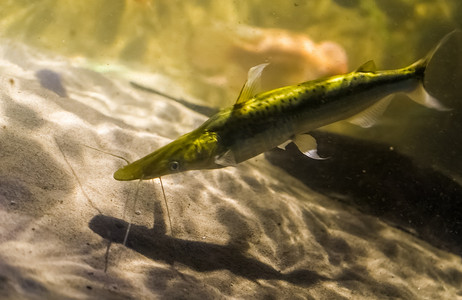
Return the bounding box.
[407,30,462,111]
[428,30,461,68]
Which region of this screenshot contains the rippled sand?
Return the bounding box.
[0,40,461,300]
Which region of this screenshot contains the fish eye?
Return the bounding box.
[169,161,180,171]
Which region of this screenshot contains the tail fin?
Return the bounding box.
[412,30,460,70]
[407,30,462,111]
[406,83,450,111]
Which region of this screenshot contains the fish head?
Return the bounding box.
[113,130,221,181]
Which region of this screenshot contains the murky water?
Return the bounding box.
[1,1,461,299]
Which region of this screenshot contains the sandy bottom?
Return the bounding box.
[1,40,461,300]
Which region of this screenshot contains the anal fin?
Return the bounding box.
[347,95,393,128]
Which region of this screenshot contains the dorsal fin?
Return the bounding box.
[355,60,377,73]
[235,63,269,104]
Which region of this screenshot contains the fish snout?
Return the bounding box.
[113,165,143,181]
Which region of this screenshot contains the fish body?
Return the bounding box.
[207,61,429,164]
[114,32,457,181]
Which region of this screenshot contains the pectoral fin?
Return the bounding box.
[214,150,237,166]
[235,63,269,104]
[347,95,393,128]
[293,134,328,160]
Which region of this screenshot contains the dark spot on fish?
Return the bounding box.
[9,78,14,85]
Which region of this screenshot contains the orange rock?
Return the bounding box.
[230,27,348,90]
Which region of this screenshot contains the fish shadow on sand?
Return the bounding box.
[266,131,462,256]
[89,212,326,286]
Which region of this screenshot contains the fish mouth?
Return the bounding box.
[113,147,168,181]
[113,164,144,181]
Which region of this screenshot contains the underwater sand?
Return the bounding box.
[1,40,462,300]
